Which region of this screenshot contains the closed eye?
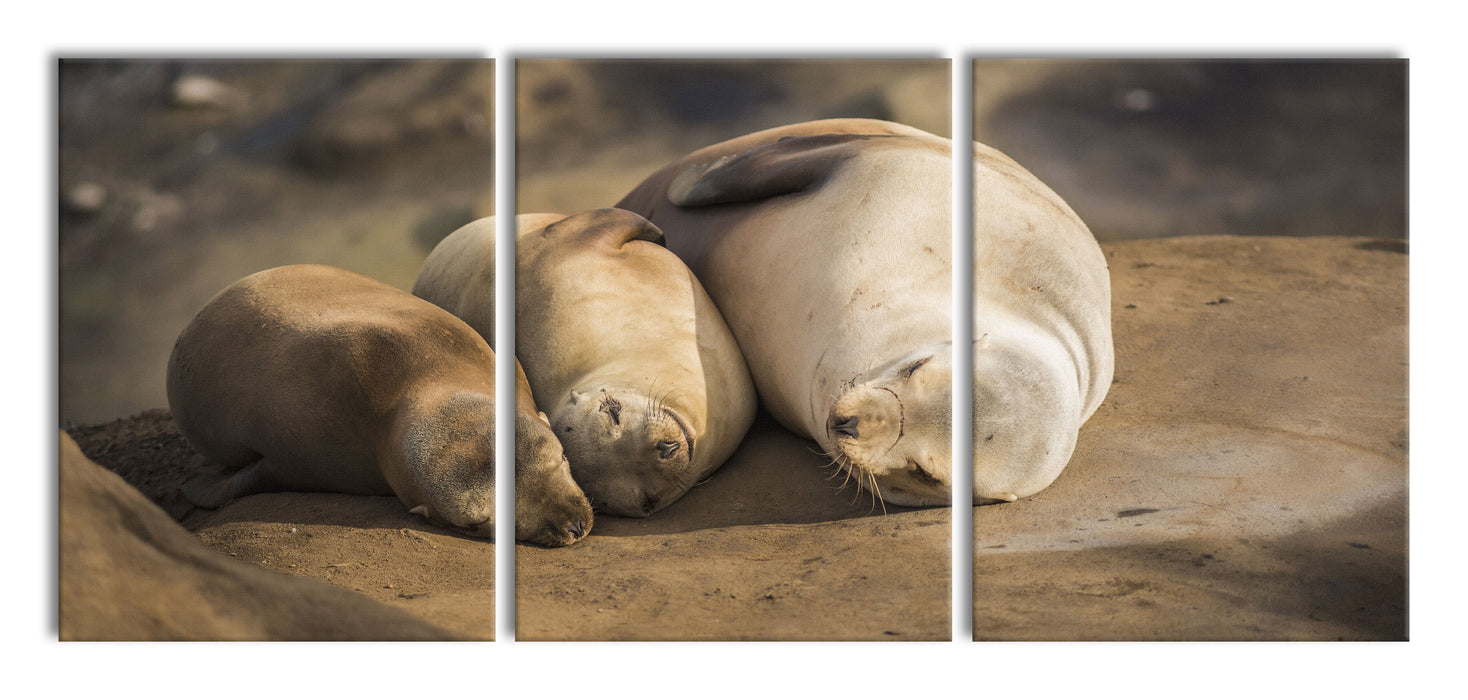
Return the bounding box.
[600,395,622,425]
[907,459,943,487]
[898,356,933,380]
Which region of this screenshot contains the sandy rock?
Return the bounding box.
[58,431,460,641]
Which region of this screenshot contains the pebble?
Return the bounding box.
[171,75,241,109]
[65,182,108,212]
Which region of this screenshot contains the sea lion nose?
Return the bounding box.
[567,518,586,538]
[833,415,860,439]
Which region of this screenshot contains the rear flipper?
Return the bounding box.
[183,457,275,508]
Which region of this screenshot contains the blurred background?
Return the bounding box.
[515,59,950,213]
[59,59,495,425]
[973,59,1406,241]
[57,58,1406,426]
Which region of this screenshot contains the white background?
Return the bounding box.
[9,2,1459,697]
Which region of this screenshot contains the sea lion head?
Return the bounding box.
[971,332,1081,505]
[513,407,594,547]
[402,391,592,547]
[552,386,696,517]
[401,391,498,538]
[823,345,954,507]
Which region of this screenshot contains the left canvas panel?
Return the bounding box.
[58,58,498,640]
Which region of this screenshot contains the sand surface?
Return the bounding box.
[976,235,1406,640]
[64,234,1405,640]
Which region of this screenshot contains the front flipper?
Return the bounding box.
[543,207,665,249]
[974,491,1019,506]
[183,457,275,509]
[667,133,895,207]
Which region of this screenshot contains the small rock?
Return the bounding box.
[170,74,243,109]
[196,131,220,155]
[130,191,183,233]
[1115,87,1158,112]
[65,181,108,213]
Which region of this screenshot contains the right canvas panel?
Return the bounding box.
[970,59,1407,640]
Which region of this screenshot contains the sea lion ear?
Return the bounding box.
[551,208,664,248]
[976,333,991,351]
[538,411,550,425]
[667,133,880,207]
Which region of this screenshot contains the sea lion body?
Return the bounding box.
[414,210,756,517]
[616,118,1111,505]
[968,140,1113,501]
[167,264,591,546]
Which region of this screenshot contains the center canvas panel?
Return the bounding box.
[508,58,954,641]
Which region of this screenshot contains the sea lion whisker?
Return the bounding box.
[805,443,825,457]
[865,469,887,516]
[816,449,855,493]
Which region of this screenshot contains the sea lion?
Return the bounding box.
[966,138,1113,502]
[167,264,592,547]
[616,118,1112,506]
[414,209,757,517]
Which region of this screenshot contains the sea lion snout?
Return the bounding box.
[820,351,954,506]
[828,384,902,451]
[514,406,594,547]
[522,495,595,548]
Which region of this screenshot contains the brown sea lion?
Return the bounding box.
[414,210,757,517]
[167,264,591,546]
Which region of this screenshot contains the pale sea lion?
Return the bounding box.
[414,209,757,517]
[167,264,592,546]
[617,118,1111,506]
[967,138,1113,503]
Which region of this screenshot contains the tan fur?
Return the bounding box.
[167,264,591,546]
[415,209,757,517]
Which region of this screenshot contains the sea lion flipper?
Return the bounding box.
[666,133,880,207]
[975,492,1019,506]
[183,459,272,508]
[546,208,665,249]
